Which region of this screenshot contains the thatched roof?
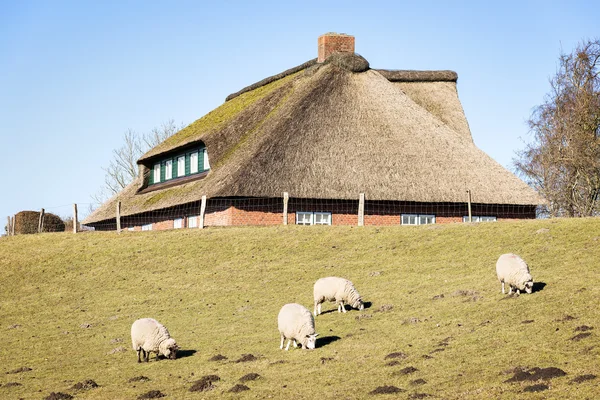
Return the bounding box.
[85,58,542,225]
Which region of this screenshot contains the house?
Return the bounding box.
[83,33,542,230]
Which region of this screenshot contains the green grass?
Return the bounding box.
[0,218,599,399]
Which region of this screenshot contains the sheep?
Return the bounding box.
[131,318,178,363]
[496,253,534,295]
[313,276,364,316]
[277,303,318,350]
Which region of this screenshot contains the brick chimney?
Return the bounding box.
[318,33,355,63]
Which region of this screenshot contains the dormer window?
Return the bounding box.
[148,146,210,186]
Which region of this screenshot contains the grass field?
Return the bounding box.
[0,218,599,399]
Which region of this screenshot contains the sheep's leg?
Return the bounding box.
[516,289,521,295]
[340,301,347,313]
[314,301,318,317]
[508,286,513,295]
[280,335,285,350]
[318,303,322,315]
[501,282,505,294]
[136,349,142,363]
[293,339,298,348]
[285,339,292,351]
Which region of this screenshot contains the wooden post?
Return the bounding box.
[38,208,45,233]
[73,204,78,233]
[358,193,365,226]
[283,192,289,225]
[10,216,15,236]
[6,216,10,236]
[467,190,472,223]
[199,195,207,229]
[116,201,121,233]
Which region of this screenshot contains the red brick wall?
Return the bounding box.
[318,33,355,62]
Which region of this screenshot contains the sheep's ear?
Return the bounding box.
[314,333,319,337]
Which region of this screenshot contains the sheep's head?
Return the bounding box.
[524,280,533,294]
[161,338,178,360]
[353,298,364,311]
[304,333,319,350]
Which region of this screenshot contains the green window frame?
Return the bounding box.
[149,147,210,186]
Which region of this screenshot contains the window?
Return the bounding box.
[296,211,332,226]
[203,148,210,170]
[165,159,173,180]
[127,226,135,231]
[153,164,161,183]
[141,223,152,231]
[177,156,185,177]
[314,212,332,225]
[190,152,198,174]
[401,214,435,225]
[188,216,198,228]
[174,217,183,229]
[296,212,313,225]
[463,216,497,223]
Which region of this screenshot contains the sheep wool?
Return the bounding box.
[313,276,364,316]
[131,318,178,363]
[496,253,534,295]
[277,303,318,350]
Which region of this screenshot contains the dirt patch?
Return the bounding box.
[209,354,227,361]
[108,346,127,354]
[356,314,372,321]
[270,360,287,365]
[499,293,519,300]
[535,228,550,234]
[369,385,405,394]
[432,294,444,300]
[452,289,482,301]
[429,348,445,354]
[402,317,422,324]
[80,323,92,329]
[229,384,250,393]
[437,337,453,346]
[408,394,431,399]
[555,315,576,322]
[240,373,260,382]
[129,376,150,383]
[378,304,393,312]
[320,357,334,364]
[521,320,535,324]
[138,390,166,399]
[6,366,32,374]
[72,379,99,390]
[410,379,427,385]
[570,374,596,383]
[110,338,123,344]
[235,353,257,363]
[523,384,549,392]
[44,393,74,400]
[369,271,382,277]
[386,361,401,367]
[570,332,592,341]
[189,375,220,392]
[574,325,593,332]
[385,352,407,360]
[395,366,418,375]
[505,367,566,382]
[422,355,433,359]
[7,324,21,329]
[4,382,22,387]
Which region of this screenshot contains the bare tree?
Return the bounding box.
[91,119,184,205]
[515,39,600,217]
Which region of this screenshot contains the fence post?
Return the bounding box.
[6,216,10,236]
[467,190,472,223]
[73,203,78,233]
[283,192,289,225]
[11,216,15,236]
[199,195,207,229]
[38,208,45,233]
[358,193,365,226]
[116,201,121,233]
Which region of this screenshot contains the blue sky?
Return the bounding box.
[1,1,598,224]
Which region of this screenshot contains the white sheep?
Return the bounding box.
[496,253,534,295]
[277,303,318,350]
[131,318,178,362]
[313,276,364,316]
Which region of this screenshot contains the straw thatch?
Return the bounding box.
[14,211,65,234]
[377,70,458,82]
[84,59,542,225]
[323,52,369,72]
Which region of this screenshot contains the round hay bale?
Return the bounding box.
[14,211,65,234]
[324,52,370,73]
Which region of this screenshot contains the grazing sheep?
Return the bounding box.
[277,303,318,350]
[131,318,178,362]
[496,253,534,295]
[313,277,364,316]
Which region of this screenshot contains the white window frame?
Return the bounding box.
[165,159,173,180]
[177,156,185,177]
[141,223,152,231]
[153,163,161,183]
[174,217,184,229]
[203,148,210,171]
[190,152,198,174]
[401,214,435,225]
[127,226,135,231]
[296,212,313,226]
[314,212,332,225]
[188,215,198,228]
[463,216,497,223]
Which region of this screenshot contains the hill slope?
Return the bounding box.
[0,219,599,399]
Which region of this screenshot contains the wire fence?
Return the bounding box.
[3,194,541,236]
